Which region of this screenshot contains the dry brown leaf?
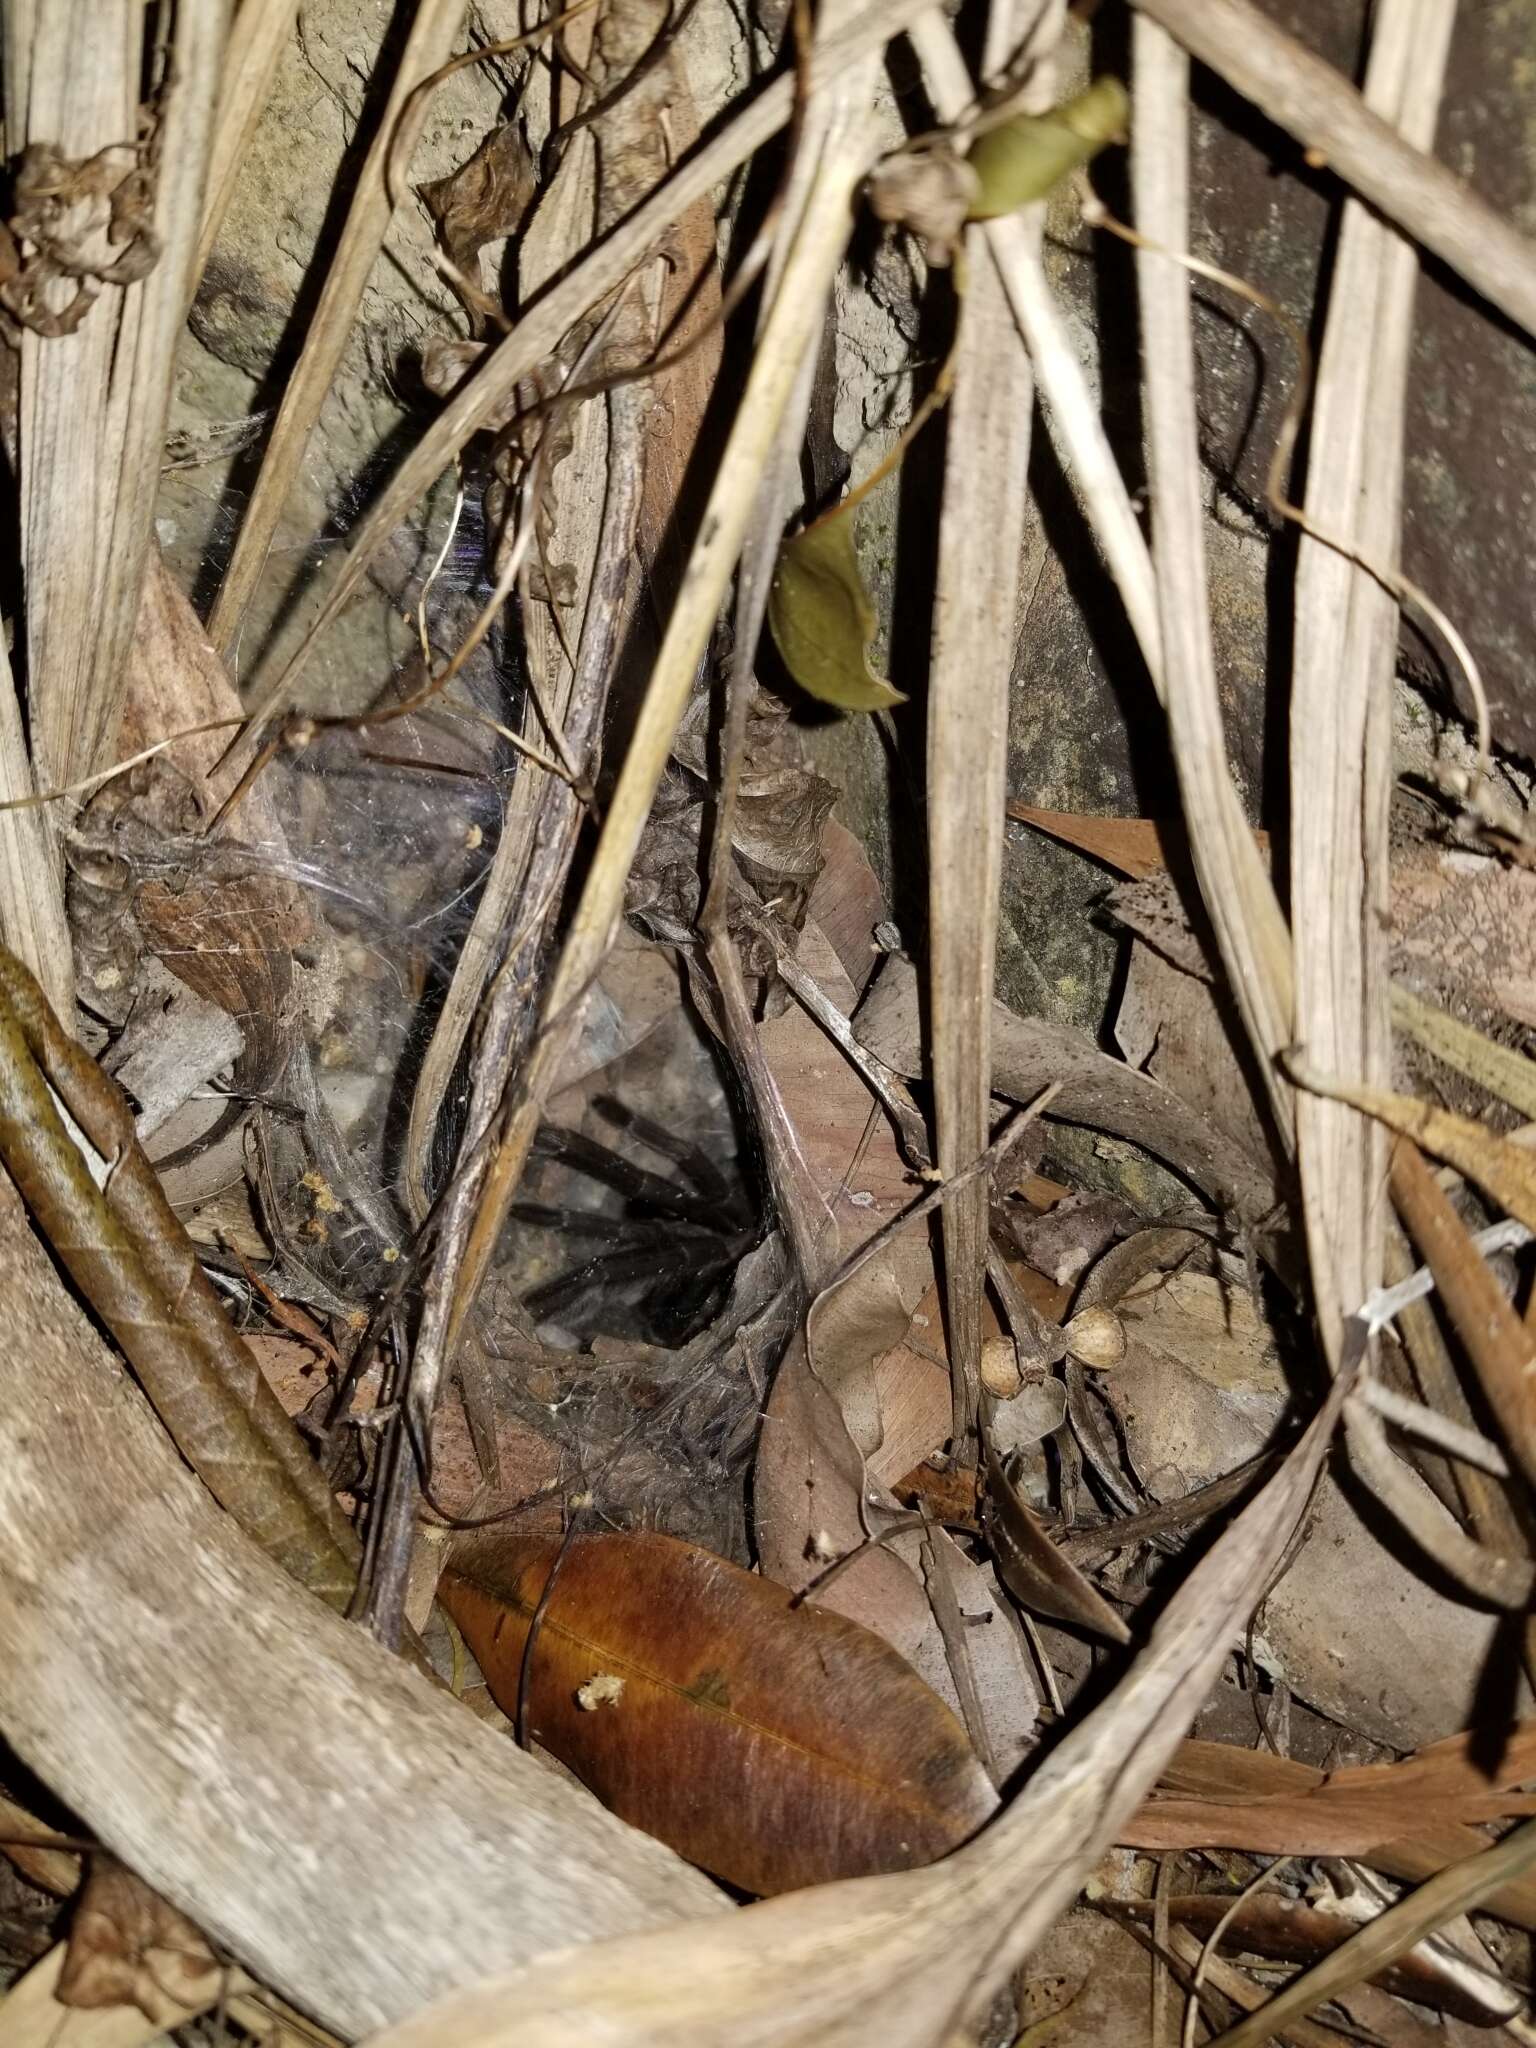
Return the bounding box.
[1009,803,1190,879]
[628,53,721,586]
[985,1452,1130,1644]
[750,846,1040,1776]
[1098,1262,1505,1747]
[1125,1728,1536,1858]
[804,820,889,998]
[757,920,919,1255]
[57,1859,221,2020]
[755,1323,1041,1785]
[868,1281,982,1488]
[1116,938,1282,1180]
[440,1530,996,1896]
[1288,1056,1536,1232]
[3,1938,246,2048]
[419,125,535,331]
[1007,802,1271,881]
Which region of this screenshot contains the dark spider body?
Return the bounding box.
[510,1095,761,1346]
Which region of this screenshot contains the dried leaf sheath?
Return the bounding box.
[0,948,356,1607]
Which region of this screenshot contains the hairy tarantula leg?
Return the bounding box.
[508,1203,721,1255]
[525,1239,713,1321]
[592,1095,736,1209]
[531,1122,722,1229]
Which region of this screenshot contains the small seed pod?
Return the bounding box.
[1063,1306,1127,1371]
[980,1333,1023,1399]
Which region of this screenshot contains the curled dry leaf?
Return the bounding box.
[1288,1056,1536,1232]
[440,1529,996,1897]
[419,124,536,332]
[768,509,907,714]
[964,79,1131,221]
[57,1858,221,2020]
[1062,1307,1126,1370]
[985,1451,1130,1644]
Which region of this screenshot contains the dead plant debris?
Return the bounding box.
[1,3,1536,2046]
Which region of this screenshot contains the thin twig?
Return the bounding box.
[1389,1137,1536,1493]
[1206,1817,1536,2048]
[1183,1858,1293,2048]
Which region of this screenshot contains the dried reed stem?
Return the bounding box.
[1131,0,1536,343]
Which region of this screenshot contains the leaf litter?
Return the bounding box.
[2,3,1536,2047]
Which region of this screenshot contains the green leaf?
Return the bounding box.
[768,507,907,715]
[964,77,1130,221]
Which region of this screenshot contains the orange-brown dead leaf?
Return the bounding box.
[1006,803,1271,882]
[1125,1728,1536,1861]
[441,1529,996,1896]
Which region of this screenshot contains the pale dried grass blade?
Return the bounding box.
[194,0,303,287]
[0,632,72,1015]
[1392,983,1536,1124]
[10,3,229,788]
[357,1372,1350,2048]
[91,0,231,772]
[914,13,1294,1152]
[8,3,137,789]
[1289,0,1452,1351]
[1128,0,1536,344]
[1130,18,1294,1135]
[925,2,1059,1447]
[206,0,470,658]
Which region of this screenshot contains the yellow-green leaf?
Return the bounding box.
[768,507,906,715]
[965,77,1131,221]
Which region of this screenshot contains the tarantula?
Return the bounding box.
[509,1095,762,1347]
